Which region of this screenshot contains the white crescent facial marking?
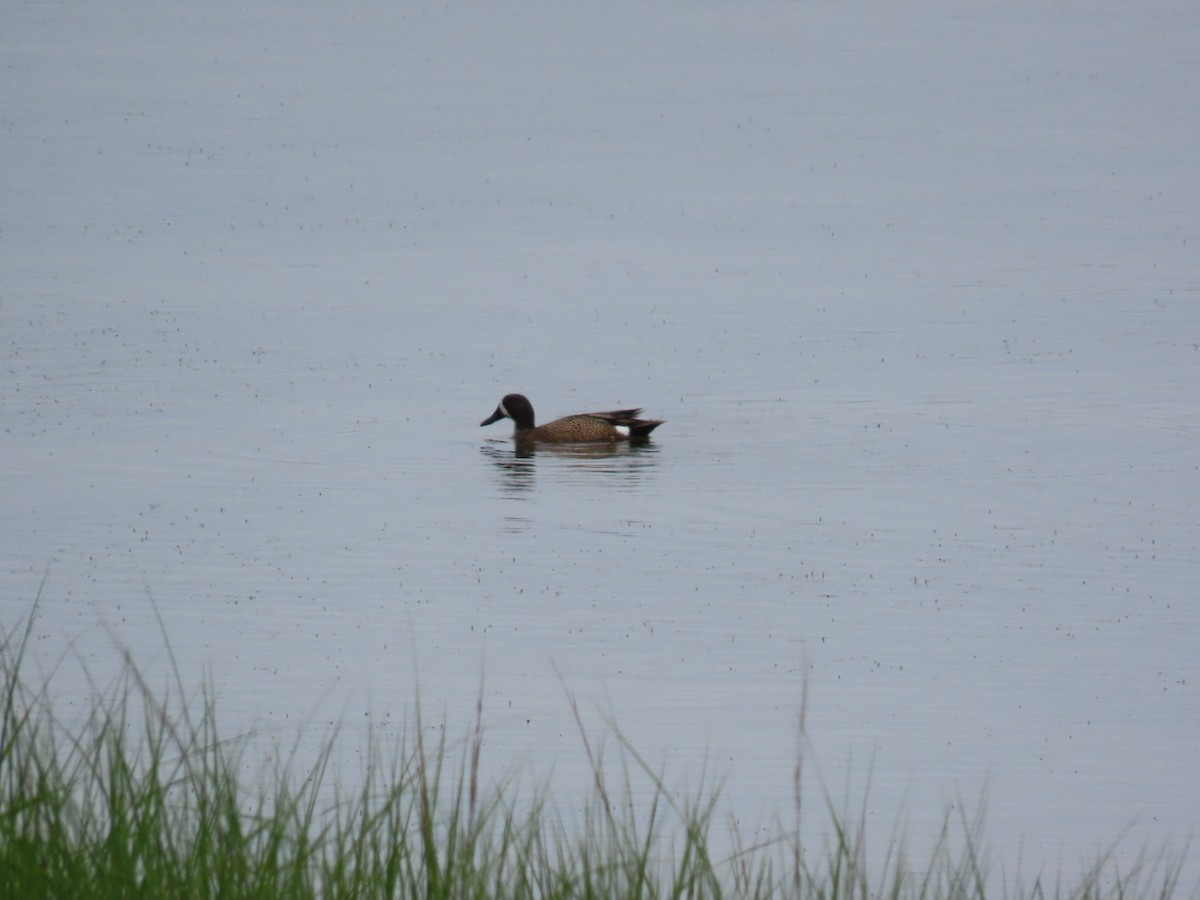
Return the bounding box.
[499,400,509,416]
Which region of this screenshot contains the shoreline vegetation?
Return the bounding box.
[2,605,1192,899]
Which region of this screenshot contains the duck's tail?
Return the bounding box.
[590,408,664,439]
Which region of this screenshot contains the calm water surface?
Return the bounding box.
[3,0,1197,885]
[6,285,1195,878]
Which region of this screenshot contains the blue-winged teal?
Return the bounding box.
[480,393,663,443]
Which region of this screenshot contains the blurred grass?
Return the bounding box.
[2,594,1192,899]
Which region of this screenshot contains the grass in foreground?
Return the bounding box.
[1,605,1193,899]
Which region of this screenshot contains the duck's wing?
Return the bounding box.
[585,408,644,424]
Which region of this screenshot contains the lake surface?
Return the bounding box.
[3,0,1197,887]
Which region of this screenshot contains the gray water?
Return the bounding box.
[3,0,1197,884]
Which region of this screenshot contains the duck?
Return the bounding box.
[480,393,663,444]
